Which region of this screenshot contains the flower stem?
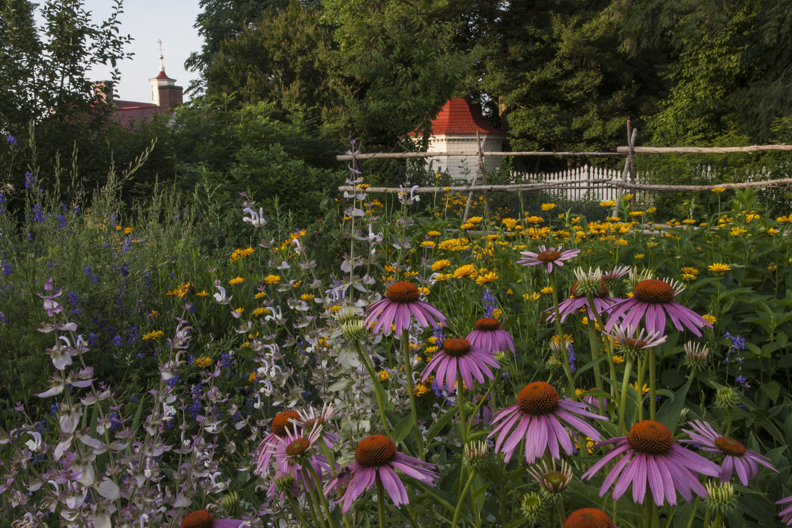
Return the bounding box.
[402,329,425,459]
[590,305,619,404]
[725,407,733,437]
[684,496,700,528]
[583,302,605,414]
[618,357,635,436]
[711,512,724,528]
[451,468,477,528]
[550,272,576,400]
[555,496,567,526]
[457,371,468,447]
[307,462,336,528]
[376,476,386,528]
[286,493,311,528]
[304,482,326,528]
[649,347,657,421]
[352,339,393,438]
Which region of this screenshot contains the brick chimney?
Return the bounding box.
[93,80,114,105]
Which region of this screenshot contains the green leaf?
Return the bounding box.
[393,414,414,446]
[130,394,146,434]
[761,381,781,403]
[656,374,693,434]
[425,407,457,446]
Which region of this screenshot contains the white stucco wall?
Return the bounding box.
[425,134,506,181]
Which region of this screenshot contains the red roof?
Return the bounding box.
[155,71,171,80]
[410,98,504,136]
[113,100,163,128]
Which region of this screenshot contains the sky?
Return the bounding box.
[37,0,205,103]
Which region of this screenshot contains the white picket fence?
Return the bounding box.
[511,165,644,202]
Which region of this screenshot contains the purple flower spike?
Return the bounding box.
[582,420,721,506]
[604,278,712,337]
[421,338,500,393]
[326,435,438,513]
[517,244,580,273]
[488,381,608,464]
[467,317,514,354]
[365,282,446,336]
[681,420,777,485]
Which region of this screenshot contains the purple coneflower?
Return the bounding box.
[365,282,446,336]
[327,435,438,513]
[604,278,712,337]
[488,381,607,464]
[297,403,339,449]
[469,393,493,426]
[181,510,242,528]
[582,420,720,506]
[421,338,499,393]
[268,422,330,491]
[681,420,777,485]
[778,496,792,525]
[606,325,667,361]
[517,244,581,273]
[467,317,514,353]
[546,268,620,323]
[602,265,630,291]
[254,410,301,477]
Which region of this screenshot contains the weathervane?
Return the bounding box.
[157,38,165,71]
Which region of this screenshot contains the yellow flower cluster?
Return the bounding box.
[166,283,190,298]
[229,277,244,286]
[193,357,213,368]
[264,275,281,284]
[142,330,165,340]
[231,247,254,262]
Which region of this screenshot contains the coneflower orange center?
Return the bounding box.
[474,317,501,331]
[624,338,648,349]
[271,411,301,437]
[517,382,560,415]
[633,279,675,304]
[286,438,310,456]
[627,420,674,455]
[181,510,214,528]
[476,394,490,404]
[443,338,471,357]
[385,282,420,303]
[564,508,614,528]
[537,249,561,263]
[355,435,398,467]
[715,436,746,457]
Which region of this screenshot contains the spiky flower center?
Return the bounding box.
[633,279,675,304]
[543,471,569,492]
[286,438,310,456]
[627,420,674,455]
[476,394,490,404]
[355,435,398,467]
[271,411,301,437]
[443,338,472,358]
[571,280,609,299]
[517,382,560,416]
[715,436,746,457]
[181,510,214,528]
[624,338,648,349]
[474,317,501,331]
[537,249,561,263]
[564,508,614,528]
[385,282,420,303]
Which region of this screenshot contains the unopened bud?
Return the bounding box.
[464,441,488,468]
[520,493,543,524]
[340,320,366,342]
[335,307,358,324]
[714,387,737,409]
[219,491,241,517]
[704,481,736,515]
[684,342,709,372]
[274,474,295,492]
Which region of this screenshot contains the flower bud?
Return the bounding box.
[683,342,709,372]
[219,491,241,518]
[340,320,367,342]
[274,474,295,492]
[714,387,737,409]
[520,493,543,524]
[335,307,358,324]
[704,481,736,515]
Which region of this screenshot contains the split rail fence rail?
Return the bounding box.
[336,123,792,221]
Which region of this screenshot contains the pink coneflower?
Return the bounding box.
[297,403,339,449]
[254,410,301,477]
[777,496,792,525]
[327,435,439,513]
[469,394,494,426]
[517,244,581,273]
[606,325,667,360]
[602,265,630,291]
[681,420,777,485]
[181,510,243,528]
[604,278,712,337]
[421,338,500,392]
[365,282,446,336]
[582,420,721,506]
[268,423,330,491]
[467,317,514,354]
[488,382,607,464]
[546,268,620,323]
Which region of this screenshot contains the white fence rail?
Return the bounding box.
[511,165,644,202]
